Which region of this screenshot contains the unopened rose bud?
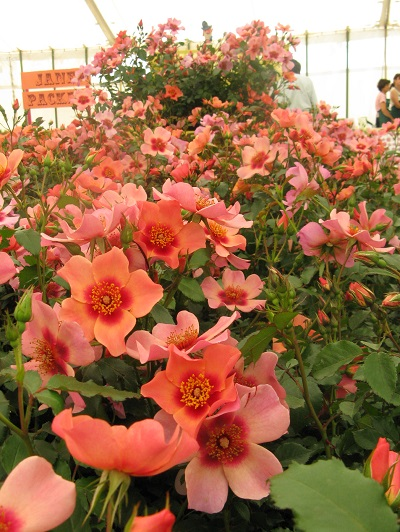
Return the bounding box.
[317,309,330,325]
[13,286,34,323]
[12,99,20,111]
[353,251,381,266]
[382,292,400,308]
[318,277,331,292]
[347,282,375,307]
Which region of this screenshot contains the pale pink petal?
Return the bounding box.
[152,310,199,342]
[236,385,290,443]
[57,321,95,365]
[186,456,228,513]
[125,330,168,362]
[241,273,264,297]
[0,252,16,284]
[224,443,282,500]
[0,456,76,532]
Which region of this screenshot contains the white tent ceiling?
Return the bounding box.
[2,0,400,52]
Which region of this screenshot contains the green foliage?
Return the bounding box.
[271,459,398,531]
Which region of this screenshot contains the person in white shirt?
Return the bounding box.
[282,60,318,112]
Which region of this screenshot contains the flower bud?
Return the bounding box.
[12,99,20,111]
[317,309,330,325]
[5,313,19,344]
[346,282,375,307]
[120,220,134,247]
[13,286,34,323]
[318,277,331,292]
[382,292,400,308]
[353,251,381,266]
[365,438,400,510]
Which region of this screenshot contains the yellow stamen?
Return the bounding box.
[209,221,227,239]
[166,325,198,350]
[149,223,175,248]
[206,424,244,463]
[180,373,213,408]
[91,281,122,315]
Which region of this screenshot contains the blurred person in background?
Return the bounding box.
[389,73,400,119]
[375,78,393,126]
[281,59,318,112]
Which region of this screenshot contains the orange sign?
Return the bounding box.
[22,89,75,109]
[21,68,89,110]
[21,69,80,90]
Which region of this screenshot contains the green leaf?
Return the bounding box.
[0,434,29,474]
[339,401,356,418]
[274,442,312,467]
[271,459,398,532]
[46,375,140,401]
[233,500,250,522]
[364,352,398,404]
[14,229,41,255]
[312,341,362,381]
[18,265,39,288]
[178,277,205,302]
[57,195,81,209]
[23,370,42,394]
[237,327,277,363]
[0,391,9,442]
[34,390,65,414]
[353,429,381,450]
[150,303,175,324]
[188,247,211,269]
[273,312,298,330]
[300,266,317,285]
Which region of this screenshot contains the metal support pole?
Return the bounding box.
[346,26,350,118]
[19,49,31,125]
[51,48,58,128]
[305,31,309,76]
[384,24,388,78]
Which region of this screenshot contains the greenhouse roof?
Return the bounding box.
[3,0,400,52]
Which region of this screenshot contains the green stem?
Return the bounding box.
[290,327,332,459]
[163,273,183,309]
[106,501,113,532]
[223,506,231,532]
[0,411,25,439]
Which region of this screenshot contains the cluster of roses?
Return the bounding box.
[0,16,400,530]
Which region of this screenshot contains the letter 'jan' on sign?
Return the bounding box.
[22,90,75,109]
[21,69,88,90]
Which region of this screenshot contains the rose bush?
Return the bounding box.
[0,18,399,531]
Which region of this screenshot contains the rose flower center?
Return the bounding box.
[151,138,167,152]
[31,338,57,374]
[251,151,267,169]
[91,281,122,315]
[209,221,227,239]
[206,424,244,464]
[166,325,198,350]
[149,223,175,249]
[220,285,246,305]
[180,373,213,409]
[0,505,23,531]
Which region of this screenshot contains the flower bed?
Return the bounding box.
[0,18,399,531]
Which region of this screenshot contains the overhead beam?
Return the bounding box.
[85,0,116,45]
